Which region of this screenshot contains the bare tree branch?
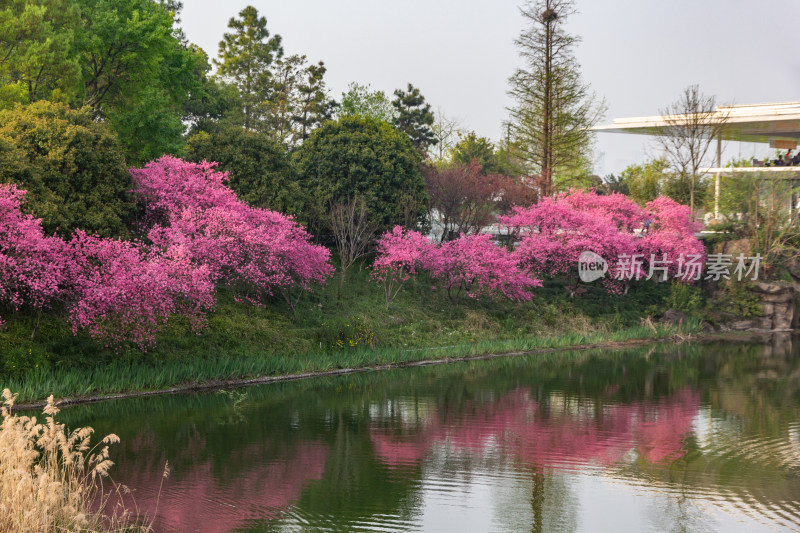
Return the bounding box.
[328,196,378,295]
[654,84,729,211]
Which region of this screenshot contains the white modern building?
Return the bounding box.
[593,101,800,218]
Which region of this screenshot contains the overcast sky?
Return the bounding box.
[181,0,800,176]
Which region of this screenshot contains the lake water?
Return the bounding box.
[61,335,800,532]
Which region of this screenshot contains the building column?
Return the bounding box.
[714,133,722,220]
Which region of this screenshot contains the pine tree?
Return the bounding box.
[294,60,332,142]
[214,5,282,130]
[262,54,332,146]
[392,83,436,153]
[508,0,604,197]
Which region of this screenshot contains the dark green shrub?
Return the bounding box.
[0,101,133,237]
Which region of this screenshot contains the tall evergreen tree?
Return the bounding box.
[262,54,332,146]
[508,0,604,196]
[392,83,436,153]
[214,5,282,130]
[294,60,333,142]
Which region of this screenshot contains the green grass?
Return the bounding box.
[1,265,693,404]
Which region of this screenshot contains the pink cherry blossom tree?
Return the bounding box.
[372,226,433,310]
[561,189,648,231]
[501,194,640,290]
[641,196,706,281]
[424,233,542,302]
[501,190,704,292]
[2,182,217,348]
[0,184,68,336]
[130,157,334,310]
[66,231,215,350]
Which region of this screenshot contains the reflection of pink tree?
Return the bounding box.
[634,389,698,463]
[371,432,438,467]
[370,389,700,470]
[110,440,329,532]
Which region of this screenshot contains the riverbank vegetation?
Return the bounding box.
[1,0,795,406]
[0,390,148,532]
[3,263,701,405]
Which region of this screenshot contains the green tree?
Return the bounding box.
[337,82,394,122]
[717,158,756,224]
[294,116,427,234]
[214,5,283,130]
[0,101,133,238]
[662,172,705,208]
[0,0,81,107]
[262,54,332,146]
[185,125,299,214]
[181,45,243,136]
[391,83,436,153]
[75,0,200,162]
[507,0,605,196]
[452,132,503,175]
[601,173,629,195]
[294,60,334,142]
[619,159,669,205]
[262,54,304,145]
[0,0,199,161]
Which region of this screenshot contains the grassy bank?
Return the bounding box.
[1,265,695,404]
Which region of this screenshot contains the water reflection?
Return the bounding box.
[60,335,800,532]
[369,388,699,469]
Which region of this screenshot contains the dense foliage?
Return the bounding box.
[294,116,427,234]
[185,125,299,213]
[0,0,200,162]
[0,101,133,238]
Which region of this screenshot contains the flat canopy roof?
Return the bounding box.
[699,166,800,177]
[593,101,800,143]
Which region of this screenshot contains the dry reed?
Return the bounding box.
[0,389,150,532]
